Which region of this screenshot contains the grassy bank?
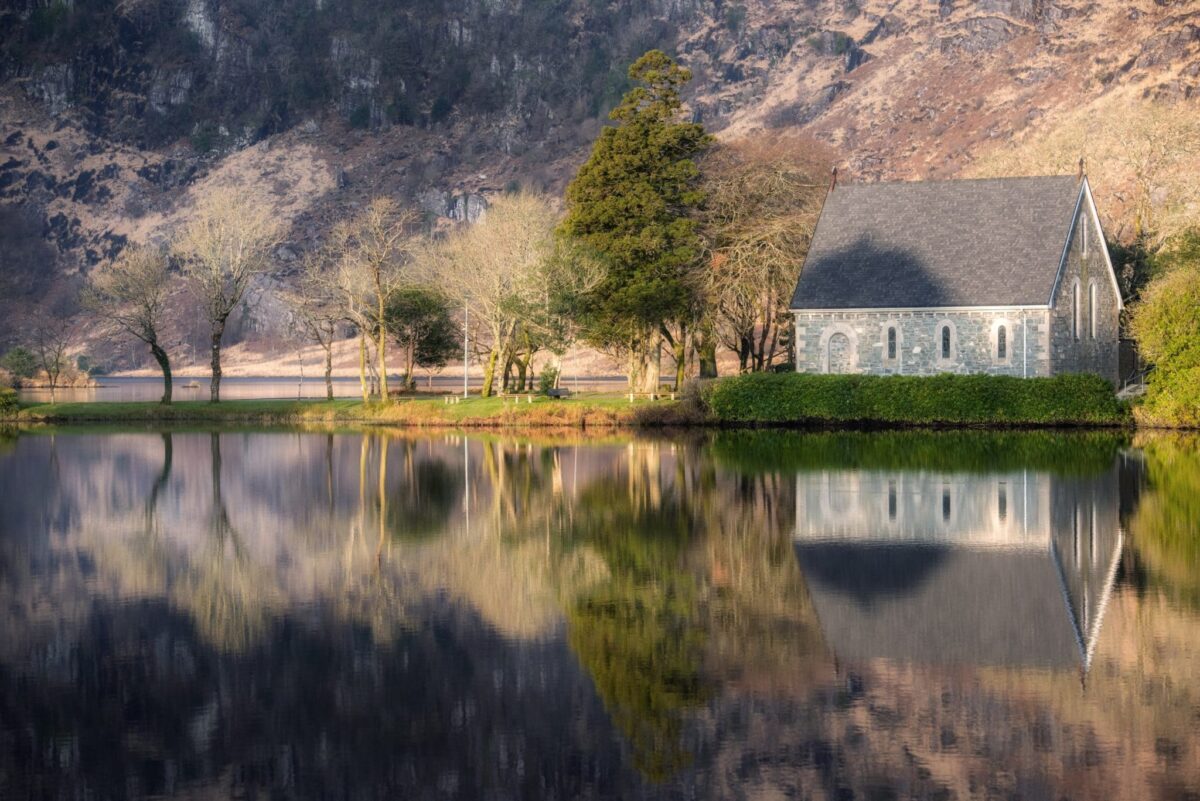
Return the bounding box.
[6,394,672,428]
[5,373,1136,429]
[704,373,1131,427]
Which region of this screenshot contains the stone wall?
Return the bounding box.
[793,308,1052,377]
[1048,197,1121,384]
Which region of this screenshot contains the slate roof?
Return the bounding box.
[790,175,1084,309]
[793,543,1084,668]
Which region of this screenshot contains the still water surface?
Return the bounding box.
[0,428,1197,800]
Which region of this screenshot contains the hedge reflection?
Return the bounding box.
[1129,434,1200,608]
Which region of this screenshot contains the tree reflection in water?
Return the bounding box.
[0,428,1197,800]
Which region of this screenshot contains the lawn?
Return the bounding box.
[5,393,675,428]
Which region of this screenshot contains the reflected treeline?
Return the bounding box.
[1127,434,1200,608]
[0,428,1198,799]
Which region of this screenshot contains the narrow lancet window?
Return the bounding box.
[941,326,951,359]
[997,326,1007,360]
[887,327,897,360]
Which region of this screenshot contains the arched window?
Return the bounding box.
[941,325,951,359]
[997,325,1007,360]
[887,327,897,360]
[942,487,951,522]
[888,480,897,521]
[1074,284,1081,340]
[998,484,1008,522]
[1089,282,1098,339]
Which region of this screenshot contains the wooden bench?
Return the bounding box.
[625,390,676,402]
[546,388,572,399]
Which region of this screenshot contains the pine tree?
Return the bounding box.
[562,50,711,390]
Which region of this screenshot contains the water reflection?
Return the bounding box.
[793,464,1123,671]
[0,428,1197,800]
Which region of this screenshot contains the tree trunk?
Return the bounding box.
[359,331,370,402]
[673,336,686,391]
[738,333,752,373]
[323,343,334,400]
[501,350,514,393]
[151,342,172,405]
[642,335,662,394]
[481,347,500,398]
[377,323,390,402]
[516,355,529,392]
[697,332,718,379]
[209,321,225,403]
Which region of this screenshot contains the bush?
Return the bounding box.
[1128,229,1200,428]
[0,386,17,416]
[704,372,1127,427]
[538,365,560,395]
[1,347,37,380]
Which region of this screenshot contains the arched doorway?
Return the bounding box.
[827,332,853,374]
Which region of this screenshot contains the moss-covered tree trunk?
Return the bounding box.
[151,342,172,405]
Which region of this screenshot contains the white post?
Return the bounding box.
[463,302,469,399]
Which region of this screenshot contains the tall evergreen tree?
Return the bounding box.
[562,50,711,390]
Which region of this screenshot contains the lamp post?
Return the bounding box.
[463,301,469,399]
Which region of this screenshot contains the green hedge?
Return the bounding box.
[0,387,17,417]
[704,372,1128,426]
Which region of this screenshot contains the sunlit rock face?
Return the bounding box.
[0,429,1196,800]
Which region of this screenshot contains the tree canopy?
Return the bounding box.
[562,50,711,387]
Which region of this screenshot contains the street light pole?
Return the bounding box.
[463,301,469,399]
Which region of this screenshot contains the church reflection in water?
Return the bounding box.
[793,464,1125,671]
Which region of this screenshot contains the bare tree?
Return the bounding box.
[175,187,282,402]
[698,138,829,372]
[29,318,73,404]
[83,245,175,404]
[420,192,556,397]
[286,248,343,400]
[337,198,419,402]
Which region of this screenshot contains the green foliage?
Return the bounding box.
[384,287,459,380]
[1129,435,1200,609]
[808,31,852,55]
[1129,228,1200,427]
[562,50,712,353]
[710,429,1127,476]
[704,372,1128,426]
[537,365,560,395]
[1,347,37,380]
[189,123,220,154]
[429,95,453,124]
[349,104,372,129]
[0,387,17,416]
[723,4,748,32]
[563,478,707,780]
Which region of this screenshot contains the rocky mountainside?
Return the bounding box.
[0,0,1197,357]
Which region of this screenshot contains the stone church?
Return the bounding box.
[790,174,1122,383]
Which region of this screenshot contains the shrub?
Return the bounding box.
[1,347,37,380]
[0,386,17,416]
[704,372,1127,427]
[1128,229,1200,428]
[538,365,560,395]
[349,104,371,129]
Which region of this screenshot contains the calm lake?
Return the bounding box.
[0,428,1197,800]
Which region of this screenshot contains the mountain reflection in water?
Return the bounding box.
[0,428,1197,800]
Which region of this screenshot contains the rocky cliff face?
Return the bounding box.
[0,0,1197,355]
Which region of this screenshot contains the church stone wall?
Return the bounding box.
[1048,201,1121,384]
[793,309,1052,377]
